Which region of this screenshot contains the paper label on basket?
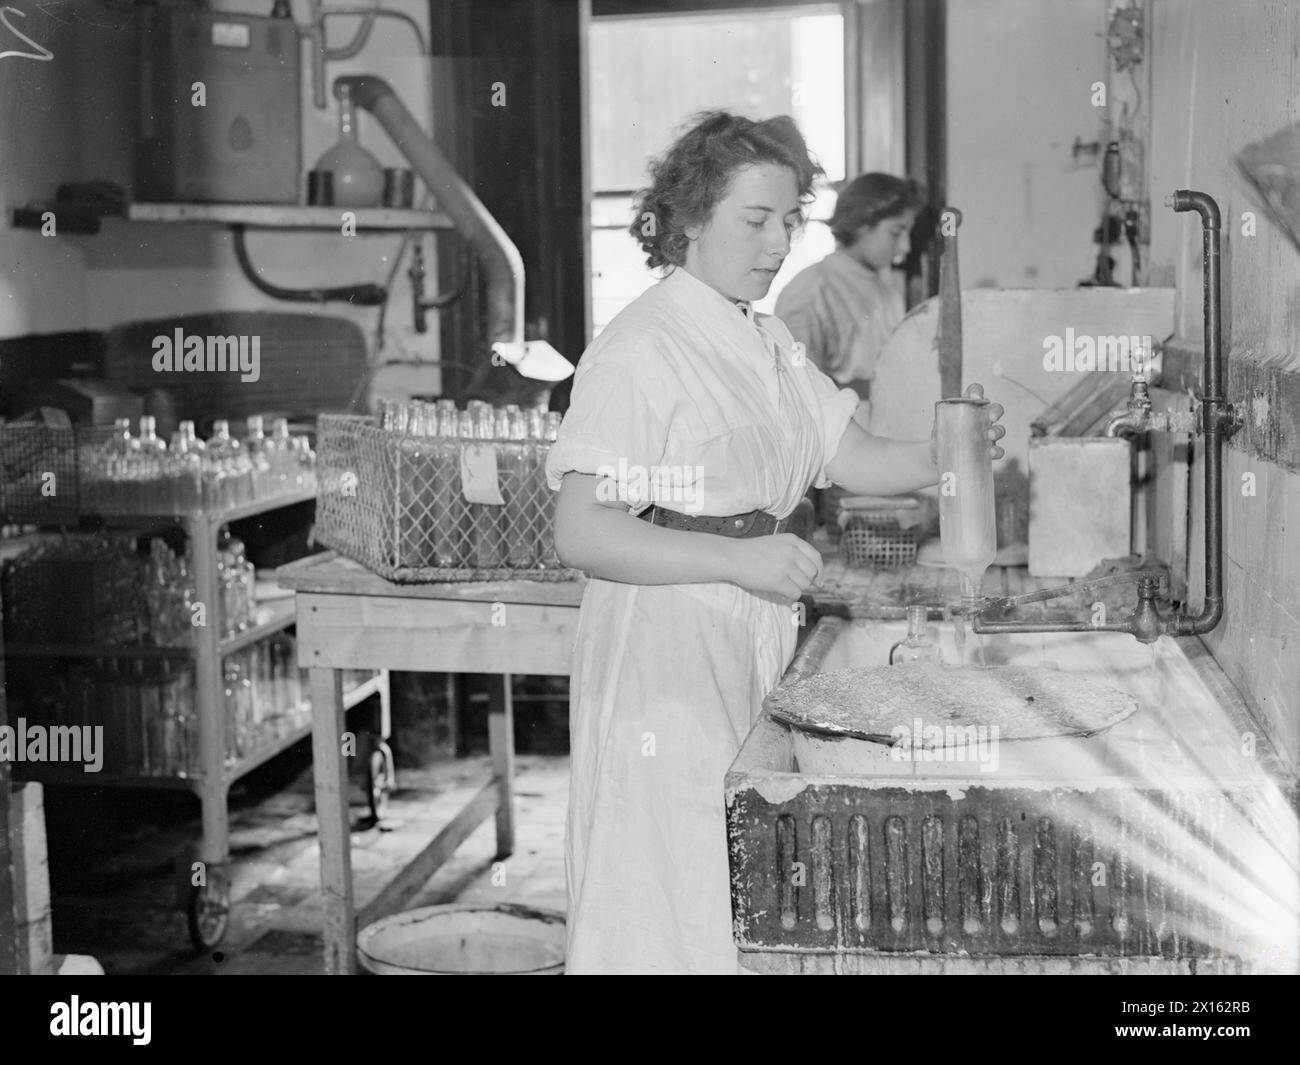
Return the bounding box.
[460,444,505,505]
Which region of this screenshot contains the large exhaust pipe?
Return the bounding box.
[336,75,525,356]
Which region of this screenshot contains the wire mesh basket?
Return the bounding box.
[839,496,919,569]
[314,413,577,583]
[0,421,80,523]
[1,537,146,645]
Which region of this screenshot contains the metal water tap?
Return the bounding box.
[951,571,1171,645]
[1104,375,1206,437]
[1104,375,1154,436]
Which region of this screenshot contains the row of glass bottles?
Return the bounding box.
[223,635,309,766]
[79,415,316,515]
[378,399,562,571]
[144,537,197,647]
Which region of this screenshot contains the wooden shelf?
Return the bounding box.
[222,674,383,785]
[219,598,297,657]
[125,202,455,231]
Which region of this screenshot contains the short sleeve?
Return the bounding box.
[803,361,860,490]
[544,344,671,507]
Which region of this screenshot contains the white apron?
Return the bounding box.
[545,266,858,974]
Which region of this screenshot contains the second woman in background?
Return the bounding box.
[775,172,924,411]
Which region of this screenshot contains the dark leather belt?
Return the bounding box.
[638,504,793,538]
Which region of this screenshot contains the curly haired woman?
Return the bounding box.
[545,111,1003,974]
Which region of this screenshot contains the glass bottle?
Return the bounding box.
[137,415,167,512]
[889,605,943,665]
[935,394,997,601]
[244,415,271,498]
[431,407,462,567]
[470,407,504,568]
[223,652,252,764]
[501,411,534,567]
[314,81,384,208]
[290,435,316,491]
[208,420,243,508]
[397,402,429,567]
[88,417,133,514]
[169,430,203,511]
[268,418,294,489]
[538,412,562,568]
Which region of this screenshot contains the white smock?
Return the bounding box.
[545,266,858,974]
[774,247,905,387]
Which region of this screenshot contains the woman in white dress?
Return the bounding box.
[546,112,1002,974]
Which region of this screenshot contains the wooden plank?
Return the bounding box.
[488,675,517,859]
[355,778,500,930]
[0,611,16,975]
[277,552,587,606]
[296,594,578,675]
[308,667,355,976]
[7,783,52,975]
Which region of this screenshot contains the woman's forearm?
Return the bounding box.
[554,474,738,585]
[825,422,939,496]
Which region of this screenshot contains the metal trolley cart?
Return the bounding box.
[1,427,390,950]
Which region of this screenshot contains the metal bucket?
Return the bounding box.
[357,904,565,975]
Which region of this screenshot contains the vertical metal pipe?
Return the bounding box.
[1169,190,1224,635]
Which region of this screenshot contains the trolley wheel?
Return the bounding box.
[187,871,231,952]
[367,741,395,822]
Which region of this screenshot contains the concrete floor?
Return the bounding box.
[46,752,569,974]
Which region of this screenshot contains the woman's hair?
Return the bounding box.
[629,111,824,269]
[830,173,925,245]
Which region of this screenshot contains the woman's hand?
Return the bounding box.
[928,382,1007,468]
[725,534,824,603]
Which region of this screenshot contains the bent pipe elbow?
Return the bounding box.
[1170,189,1221,230]
[1171,597,1225,637]
[335,75,526,352]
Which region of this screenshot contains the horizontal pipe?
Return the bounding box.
[971,620,1136,636]
[338,75,525,354]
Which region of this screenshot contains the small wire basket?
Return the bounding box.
[839,495,920,569]
[314,413,578,583]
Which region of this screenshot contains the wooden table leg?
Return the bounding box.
[309,667,355,975]
[488,673,516,860]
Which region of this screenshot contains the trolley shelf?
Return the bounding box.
[78,487,317,527]
[4,642,192,660]
[9,676,383,791]
[2,484,351,951]
[224,674,383,785]
[6,599,299,661]
[220,599,297,656]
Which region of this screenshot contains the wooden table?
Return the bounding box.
[276,552,586,974]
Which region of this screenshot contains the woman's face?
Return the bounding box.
[682,163,802,303]
[848,210,916,271]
